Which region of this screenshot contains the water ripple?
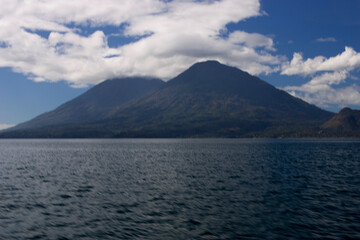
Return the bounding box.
[0,139,359,239]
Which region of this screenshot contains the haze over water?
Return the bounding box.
[1,139,359,239]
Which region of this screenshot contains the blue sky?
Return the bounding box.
[0,0,359,129]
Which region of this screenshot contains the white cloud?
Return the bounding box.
[0,0,283,86]
[281,47,360,76]
[285,84,360,108]
[280,46,360,108]
[228,31,275,51]
[281,48,360,108]
[0,123,14,130]
[316,37,336,43]
[284,70,360,108]
[303,71,348,89]
[2,0,358,110]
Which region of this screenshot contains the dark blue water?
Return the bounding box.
[0,139,359,239]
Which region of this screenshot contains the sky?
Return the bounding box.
[0,0,359,129]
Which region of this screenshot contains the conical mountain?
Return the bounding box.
[100,61,333,137]
[11,77,164,131]
[1,61,334,138]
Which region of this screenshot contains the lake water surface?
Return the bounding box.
[0,139,359,239]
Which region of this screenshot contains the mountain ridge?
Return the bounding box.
[105,60,332,125]
[0,60,344,138]
[10,77,164,131]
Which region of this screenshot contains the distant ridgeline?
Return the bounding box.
[321,107,360,137]
[1,61,360,138]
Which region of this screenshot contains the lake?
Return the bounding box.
[0,139,359,239]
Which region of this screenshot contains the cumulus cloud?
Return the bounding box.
[285,83,360,108]
[281,47,360,76]
[0,0,283,86]
[0,123,14,130]
[282,50,360,108]
[315,37,336,43]
[228,31,275,51]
